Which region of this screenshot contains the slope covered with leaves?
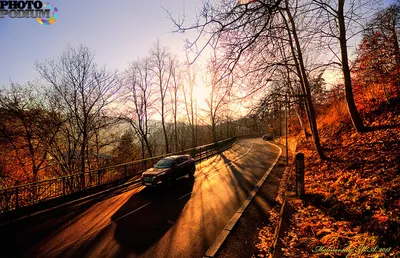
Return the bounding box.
[276,94,400,257]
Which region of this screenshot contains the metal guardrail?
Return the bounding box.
[0,137,237,214]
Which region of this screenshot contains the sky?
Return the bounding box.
[0,0,394,88]
[0,0,205,86]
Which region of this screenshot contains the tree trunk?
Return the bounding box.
[191,125,196,148]
[279,101,283,136]
[295,106,309,138]
[284,51,310,139]
[161,115,169,154]
[338,0,366,132]
[288,83,310,138]
[174,114,178,152]
[80,130,86,189]
[143,135,153,158]
[211,117,217,143]
[390,8,400,68]
[282,2,325,159]
[141,140,146,170]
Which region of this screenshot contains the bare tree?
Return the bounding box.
[86,115,121,170]
[169,56,183,152]
[310,0,379,132]
[124,58,155,159]
[36,45,120,187]
[337,0,366,131]
[168,0,326,158]
[204,55,231,143]
[182,61,198,148]
[150,41,173,153]
[279,0,325,158]
[0,84,61,185]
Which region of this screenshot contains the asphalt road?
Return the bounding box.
[0,138,281,258]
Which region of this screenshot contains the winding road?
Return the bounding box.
[0,138,281,258]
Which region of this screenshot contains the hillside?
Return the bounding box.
[251,87,400,257]
[275,94,400,257]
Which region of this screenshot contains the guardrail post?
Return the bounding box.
[295,153,305,198]
[199,147,202,161]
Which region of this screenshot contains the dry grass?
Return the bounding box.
[281,90,400,257]
[318,100,348,130]
[255,83,400,257]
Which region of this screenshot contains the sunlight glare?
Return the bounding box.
[193,82,212,108]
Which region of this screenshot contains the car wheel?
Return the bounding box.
[189,166,195,178]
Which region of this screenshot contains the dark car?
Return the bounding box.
[142,155,195,186]
[262,134,273,141]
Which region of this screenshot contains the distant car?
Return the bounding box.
[142,155,195,186]
[262,134,273,141]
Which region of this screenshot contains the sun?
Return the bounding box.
[193,81,212,109]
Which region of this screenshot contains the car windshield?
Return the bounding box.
[154,158,174,168]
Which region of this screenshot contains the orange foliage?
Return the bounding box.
[276,89,400,257]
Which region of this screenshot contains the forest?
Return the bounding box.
[0,38,281,189]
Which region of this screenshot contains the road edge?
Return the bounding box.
[203,140,283,258]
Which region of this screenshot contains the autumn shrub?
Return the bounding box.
[288,116,303,136]
[277,91,400,257]
[317,84,348,129]
[353,81,399,113]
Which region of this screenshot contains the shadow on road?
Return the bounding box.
[0,181,143,258]
[112,177,194,256]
